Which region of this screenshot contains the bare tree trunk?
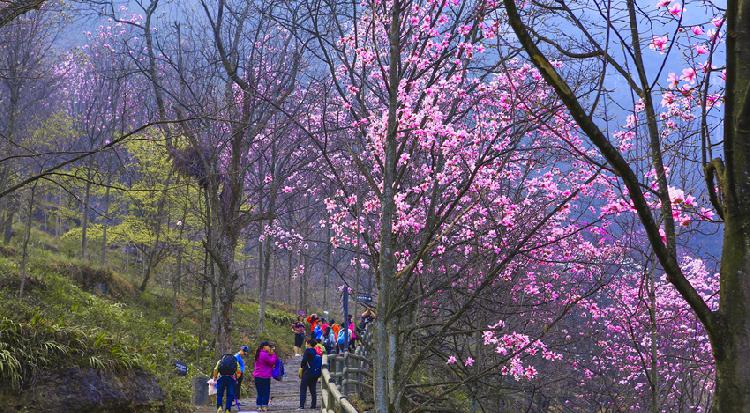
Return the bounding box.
[80,178,91,260]
[18,184,36,298]
[100,184,111,266]
[258,236,272,332]
[287,250,293,305]
[1,208,13,244]
[323,227,331,309]
[170,250,182,352]
[299,252,309,313]
[648,267,660,413]
[374,2,402,411]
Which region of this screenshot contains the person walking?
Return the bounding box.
[253,341,278,412]
[306,314,319,336]
[313,321,323,341]
[336,325,348,353]
[299,339,322,410]
[322,325,335,354]
[347,315,357,352]
[234,346,249,405]
[212,353,242,413]
[291,317,306,356]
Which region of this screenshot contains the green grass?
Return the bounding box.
[0,243,297,412]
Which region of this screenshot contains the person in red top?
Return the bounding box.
[331,320,341,339]
[306,314,319,334]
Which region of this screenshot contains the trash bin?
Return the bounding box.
[192,375,210,406]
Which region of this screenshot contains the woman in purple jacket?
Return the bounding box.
[253,341,278,411]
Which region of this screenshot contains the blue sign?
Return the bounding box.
[174,360,188,376]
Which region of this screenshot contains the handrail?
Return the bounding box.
[320,328,373,412]
[321,354,360,413]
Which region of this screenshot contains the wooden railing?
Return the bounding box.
[321,354,360,413]
[321,329,373,413]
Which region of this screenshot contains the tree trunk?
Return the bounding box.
[1,208,13,244]
[213,231,240,354]
[648,268,659,413]
[258,235,272,332]
[287,250,293,305]
[711,1,750,410]
[299,252,309,313]
[373,1,401,412]
[100,184,111,266]
[18,185,36,298]
[80,179,91,260]
[324,227,332,309]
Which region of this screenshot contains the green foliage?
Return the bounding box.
[0,250,297,412]
[0,316,140,391]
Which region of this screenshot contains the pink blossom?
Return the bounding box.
[695,44,708,55]
[667,72,679,88]
[649,35,669,53]
[680,67,697,83]
[691,26,705,35]
[667,2,684,16]
[656,0,670,6]
[446,355,457,365]
[464,357,475,367]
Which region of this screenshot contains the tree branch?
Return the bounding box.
[0,0,45,28]
[502,0,717,336]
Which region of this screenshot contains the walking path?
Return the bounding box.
[196,355,319,413]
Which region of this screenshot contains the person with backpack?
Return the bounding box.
[337,326,348,353]
[322,325,335,354]
[313,322,323,341]
[299,339,322,410]
[253,341,278,412]
[313,338,326,356]
[234,345,249,405]
[212,353,242,413]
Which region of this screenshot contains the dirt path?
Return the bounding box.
[196,355,320,413]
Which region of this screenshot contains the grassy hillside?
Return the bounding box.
[0,241,297,412]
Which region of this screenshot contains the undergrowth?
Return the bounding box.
[0,244,297,412]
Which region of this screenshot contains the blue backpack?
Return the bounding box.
[337,329,347,345]
[272,358,285,381]
[307,354,322,378]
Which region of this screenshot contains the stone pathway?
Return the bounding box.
[196,355,320,413]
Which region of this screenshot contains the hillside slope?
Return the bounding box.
[0,246,296,412]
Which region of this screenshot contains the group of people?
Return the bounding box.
[210,309,375,413]
[212,341,278,413]
[291,309,375,410]
[291,313,360,357]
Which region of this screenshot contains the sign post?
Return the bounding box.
[342,288,350,350]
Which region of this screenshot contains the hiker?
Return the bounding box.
[299,339,322,410]
[306,314,319,336]
[331,319,341,340]
[212,353,242,413]
[314,338,326,356]
[291,317,306,356]
[253,341,278,412]
[322,325,335,354]
[360,309,375,331]
[347,315,357,352]
[337,324,348,353]
[313,321,323,341]
[234,345,249,405]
